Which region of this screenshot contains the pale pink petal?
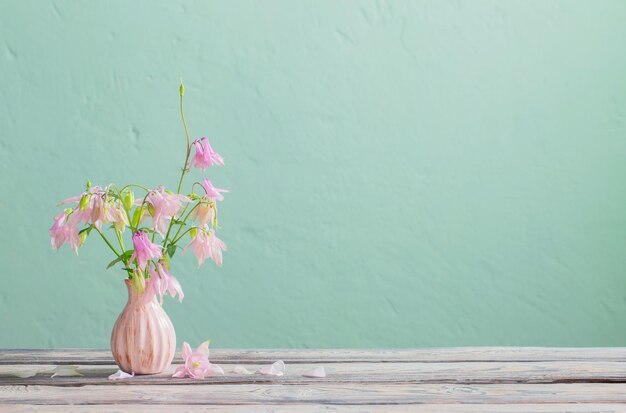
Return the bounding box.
[196,340,210,358]
[205,363,224,376]
[232,366,254,375]
[172,366,188,378]
[181,342,193,360]
[302,366,326,378]
[257,360,285,377]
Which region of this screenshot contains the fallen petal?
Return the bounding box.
[206,363,225,376]
[302,366,326,378]
[51,365,83,378]
[11,370,38,378]
[108,370,135,380]
[232,365,254,375]
[257,360,285,377]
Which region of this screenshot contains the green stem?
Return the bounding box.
[120,183,151,193]
[176,92,192,194]
[163,87,193,247]
[95,227,121,257]
[171,227,198,245]
[169,202,203,245]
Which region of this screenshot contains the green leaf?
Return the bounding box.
[106,250,134,269]
[167,244,177,258]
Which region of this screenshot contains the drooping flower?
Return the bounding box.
[49,211,82,253]
[184,230,227,267]
[128,231,162,270]
[145,261,184,304]
[191,200,215,227]
[105,202,129,232]
[192,137,224,170]
[201,178,228,202]
[172,341,224,379]
[61,185,128,231]
[145,186,191,236]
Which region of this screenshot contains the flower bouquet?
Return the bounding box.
[48,82,227,374]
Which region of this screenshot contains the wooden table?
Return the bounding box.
[2,348,626,412]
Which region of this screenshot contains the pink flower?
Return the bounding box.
[192,137,224,170]
[145,261,184,304]
[172,341,224,379]
[146,186,191,237]
[60,185,128,231]
[184,230,227,267]
[49,211,81,253]
[201,178,228,202]
[105,202,129,232]
[191,200,215,227]
[128,231,162,270]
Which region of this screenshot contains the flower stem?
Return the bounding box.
[94,227,121,257]
[171,227,198,245]
[163,84,193,248]
[169,202,202,245]
[176,89,192,194]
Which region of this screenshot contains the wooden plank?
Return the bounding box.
[3,383,626,405]
[2,360,626,385]
[3,404,626,413]
[3,348,626,365]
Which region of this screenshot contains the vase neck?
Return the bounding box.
[124,279,151,305]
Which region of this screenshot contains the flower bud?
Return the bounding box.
[179,80,185,96]
[79,195,90,211]
[189,228,197,239]
[132,269,145,293]
[148,204,155,216]
[123,191,135,211]
[86,180,92,190]
[80,231,87,245]
[131,208,142,228]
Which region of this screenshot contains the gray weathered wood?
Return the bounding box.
[2,347,626,365]
[2,348,626,411]
[3,404,626,413]
[2,360,626,386]
[3,383,626,405]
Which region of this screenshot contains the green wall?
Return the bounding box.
[1,0,626,349]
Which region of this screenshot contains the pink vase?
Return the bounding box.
[110,280,176,374]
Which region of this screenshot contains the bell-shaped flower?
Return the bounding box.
[184,229,227,267]
[49,211,82,253]
[145,261,184,304]
[172,341,224,379]
[201,178,228,202]
[191,200,215,227]
[128,231,162,270]
[145,186,191,237]
[192,137,224,171]
[105,202,129,232]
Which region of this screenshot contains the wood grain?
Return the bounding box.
[3,348,626,411]
[3,383,626,405]
[3,347,626,365]
[2,360,626,385]
[3,404,626,413]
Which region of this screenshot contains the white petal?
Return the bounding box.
[232,365,254,375]
[12,370,38,378]
[205,363,224,376]
[256,360,285,377]
[51,365,83,378]
[302,366,326,378]
[108,370,135,380]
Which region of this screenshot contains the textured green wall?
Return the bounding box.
[1,0,626,349]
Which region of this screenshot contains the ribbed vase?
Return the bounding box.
[110,280,176,374]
